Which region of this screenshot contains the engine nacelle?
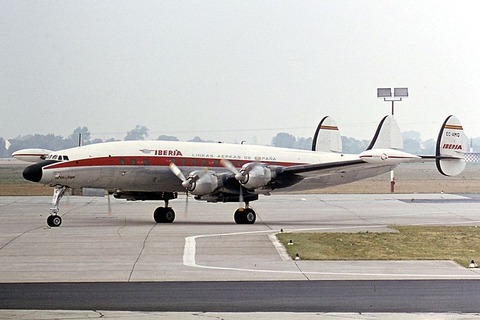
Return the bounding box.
[185,170,220,196]
[240,164,276,190]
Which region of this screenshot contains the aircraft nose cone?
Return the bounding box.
[23,162,45,182]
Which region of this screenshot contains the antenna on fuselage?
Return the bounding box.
[78,133,82,147]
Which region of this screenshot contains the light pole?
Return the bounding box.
[377,87,408,192]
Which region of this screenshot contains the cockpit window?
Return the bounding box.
[46,154,69,161]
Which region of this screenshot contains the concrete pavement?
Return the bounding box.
[2,193,480,282]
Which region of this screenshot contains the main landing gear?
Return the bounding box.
[153,196,176,223]
[233,202,256,224]
[152,199,257,225]
[47,186,67,227]
[153,206,176,223]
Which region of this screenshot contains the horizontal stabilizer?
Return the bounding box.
[311,116,342,153]
[435,115,467,176]
[359,148,420,165]
[12,148,52,163]
[366,115,403,150]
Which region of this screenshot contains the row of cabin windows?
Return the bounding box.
[118,158,149,166]
[117,158,244,168]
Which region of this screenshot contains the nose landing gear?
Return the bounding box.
[47,186,68,227]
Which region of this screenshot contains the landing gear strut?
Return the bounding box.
[47,186,68,227]
[234,202,256,224]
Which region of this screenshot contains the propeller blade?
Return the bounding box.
[169,162,187,182]
[184,190,189,216]
[221,159,248,183]
[220,159,239,175]
[243,162,257,173]
[239,185,244,205]
[107,193,112,215]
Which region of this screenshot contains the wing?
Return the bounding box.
[269,158,395,191]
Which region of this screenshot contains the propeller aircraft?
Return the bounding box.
[14,115,467,227]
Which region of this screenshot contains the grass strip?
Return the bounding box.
[277,225,480,267]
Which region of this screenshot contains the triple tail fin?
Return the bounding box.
[359,115,419,164]
[311,116,342,153]
[366,115,403,150]
[434,115,467,176]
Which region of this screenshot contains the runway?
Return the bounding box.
[2,193,480,315]
[2,280,480,313]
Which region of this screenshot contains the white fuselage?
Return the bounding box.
[38,140,377,193]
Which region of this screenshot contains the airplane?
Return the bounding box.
[11,148,52,163]
[15,115,467,227]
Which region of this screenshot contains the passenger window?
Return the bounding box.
[143,159,148,165]
[119,158,125,165]
[131,158,137,165]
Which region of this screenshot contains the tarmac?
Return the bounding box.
[2,193,480,318]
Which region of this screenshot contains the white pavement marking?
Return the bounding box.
[183,223,480,279]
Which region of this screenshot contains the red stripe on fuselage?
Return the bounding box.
[44,156,305,170]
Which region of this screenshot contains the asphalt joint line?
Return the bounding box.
[128,223,156,282]
[294,260,311,281]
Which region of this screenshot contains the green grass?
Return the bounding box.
[277,226,480,267]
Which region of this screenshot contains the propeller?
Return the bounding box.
[184,189,189,216]
[169,162,198,191]
[220,159,250,205]
[169,162,192,215]
[107,192,112,215]
[169,162,186,182]
[220,159,256,184]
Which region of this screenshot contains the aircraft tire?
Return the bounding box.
[47,215,62,227]
[234,208,256,224]
[163,208,175,223]
[234,209,244,224]
[244,208,256,224]
[154,207,175,223]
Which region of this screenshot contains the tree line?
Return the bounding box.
[1,125,479,158]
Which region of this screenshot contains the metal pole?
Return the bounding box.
[390,100,395,193]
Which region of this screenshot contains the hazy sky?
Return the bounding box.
[1,1,480,145]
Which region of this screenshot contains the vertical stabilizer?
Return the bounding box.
[311,116,342,152]
[436,115,467,176]
[366,115,403,150]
